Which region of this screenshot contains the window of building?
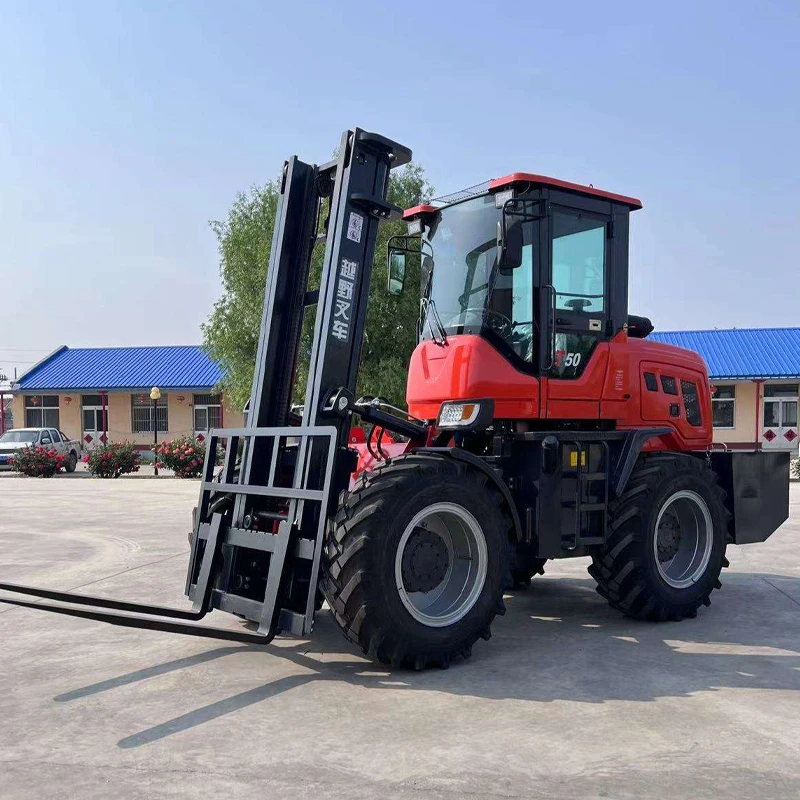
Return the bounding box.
[131,393,168,433]
[712,385,735,429]
[763,384,798,430]
[764,383,799,398]
[24,395,60,428]
[1,399,12,431]
[193,393,222,433]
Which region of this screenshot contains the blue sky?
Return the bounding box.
[1,0,798,379]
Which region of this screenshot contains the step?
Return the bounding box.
[561,471,607,481]
[561,502,606,512]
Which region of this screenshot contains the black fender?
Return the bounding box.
[611,427,672,497]
[412,447,524,542]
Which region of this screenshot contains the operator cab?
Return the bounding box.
[394,174,642,382]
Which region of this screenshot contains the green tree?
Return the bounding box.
[203,163,433,410]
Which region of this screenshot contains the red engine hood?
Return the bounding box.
[406,335,540,420]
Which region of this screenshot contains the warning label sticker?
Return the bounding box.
[347,212,364,243]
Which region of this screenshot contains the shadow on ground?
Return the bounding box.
[51,572,800,749]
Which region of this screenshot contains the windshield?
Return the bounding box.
[422,194,536,363]
[0,430,37,443]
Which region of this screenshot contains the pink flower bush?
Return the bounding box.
[153,435,206,478]
[86,442,141,478]
[10,446,66,478]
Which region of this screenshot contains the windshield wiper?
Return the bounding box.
[420,265,448,347]
[422,297,448,346]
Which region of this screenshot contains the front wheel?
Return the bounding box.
[322,454,511,669]
[589,453,729,621]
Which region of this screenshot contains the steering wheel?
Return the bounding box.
[565,298,592,313]
[453,307,514,335]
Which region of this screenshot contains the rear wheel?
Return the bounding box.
[589,453,728,621]
[322,454,511,669]
[65,452,77,473]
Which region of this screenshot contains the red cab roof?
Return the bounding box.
[490,173,642,209]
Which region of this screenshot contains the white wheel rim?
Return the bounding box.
[654,489,714,589]
[395,502,488,628]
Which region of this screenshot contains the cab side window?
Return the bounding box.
[488,229,537,363]
[552,212,606,313]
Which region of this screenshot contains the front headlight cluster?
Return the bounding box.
[437,400,493,430]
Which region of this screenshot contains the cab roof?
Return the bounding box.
[403,172,642,219]
[490,173,642,210]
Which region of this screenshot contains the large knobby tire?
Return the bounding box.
[589,453,729,621]
[65,451,78,473]
[322,454,512,669]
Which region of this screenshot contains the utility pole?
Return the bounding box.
[0,368,8,435]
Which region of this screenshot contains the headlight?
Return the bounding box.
[406,217,423,236]
[437,399,494,430]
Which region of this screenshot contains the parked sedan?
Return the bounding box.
[0,428,82,472]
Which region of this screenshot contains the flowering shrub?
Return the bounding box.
[154,435,205,478]
[9,446,65,478]
[85,442,141,478]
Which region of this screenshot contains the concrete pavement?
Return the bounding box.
[1,478,798,799]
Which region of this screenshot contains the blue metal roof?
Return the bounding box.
[15,346,222,391]
[650,328,800,380]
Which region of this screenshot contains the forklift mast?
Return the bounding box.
[202,127,414,638]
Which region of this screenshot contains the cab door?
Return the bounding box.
[538,205,612,419]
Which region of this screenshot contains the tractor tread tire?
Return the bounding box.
[590,452,729,622]
[322,453,511,670]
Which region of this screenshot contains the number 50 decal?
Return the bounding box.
[554,351,582,368]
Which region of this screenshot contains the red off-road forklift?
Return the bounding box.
[0,128,789,669]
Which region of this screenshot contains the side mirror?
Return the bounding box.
[497,220,523,271]
[40,436,52,445]
[387,250,406,296]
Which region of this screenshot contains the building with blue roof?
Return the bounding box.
[650,328,799,453]
[8,345,243,449]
